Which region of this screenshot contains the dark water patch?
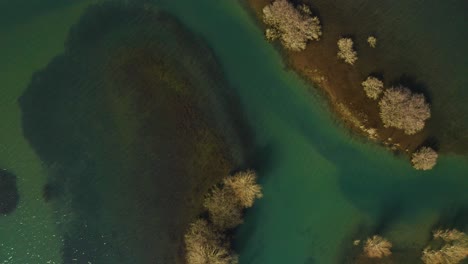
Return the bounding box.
[19,2,249,263]
[432,205,468,232]
[0,169,19,215]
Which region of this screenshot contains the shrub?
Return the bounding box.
[263,0,322,51]
[337,38,358,65]
[378,86,430,135]
[363,235,392,258]
[362,76,384,100]
[411,147,438,170]
[204,186,244,230]
[367,36,377,48]
[223,170,263,208]
[422,229,468,264]
[184,219,238,264]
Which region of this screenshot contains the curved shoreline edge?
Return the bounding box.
[240,0,468,160]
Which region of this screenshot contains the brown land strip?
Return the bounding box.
[244,0,430,155]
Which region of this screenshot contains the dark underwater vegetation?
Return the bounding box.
[19,2,249,263]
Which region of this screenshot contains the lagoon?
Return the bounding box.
[0,0,467,263]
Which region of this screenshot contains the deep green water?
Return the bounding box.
[0,1,467,264]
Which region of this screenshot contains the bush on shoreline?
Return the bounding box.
[411,146,438,170]
[363,235,393,258]
[185,170,262,264]
[184,219,238,264]
[378,86,430,135]
[422,229,468,264]
[362,76,384,100]
[337,38,358,65]
[262,0,322,51]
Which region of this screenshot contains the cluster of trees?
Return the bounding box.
[337,38,358,65]
[360,76,437,169]
[184,170,263,264]
[262,0,322,51]
[412,146,438,170]
[378,86,431,135]
[362,235,393,259]
[356,229,467,263]
[260,0,438,170]
[422,229,468,264]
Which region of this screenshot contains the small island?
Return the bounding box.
[244,0,446,170]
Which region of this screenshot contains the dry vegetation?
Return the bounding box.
[185,170,262,264]
[184,219,238,264]
[262,0,322,51]
[337,38,358,65]
[362,76,384,100]
[422,229,468,264]
[204,186,244,230]
[363,235,393,258]
[379,86,431,135]
[411,146,438,170]
[223,170,263,208]
[367,36,377,48]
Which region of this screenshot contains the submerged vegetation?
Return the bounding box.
[379,86,431,135]
[363,235,393,258]
[411,146,438,170]
[421,229,468,264]
[362,76,384,100]
[262,0,322,51]
[0,169,19,215]
[337,38,358,65]
[185,170,262,264]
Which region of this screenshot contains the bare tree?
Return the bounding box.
[367,36,377,48]
[362,76,384,100]
[263,0,322,51]
[223,170,262,208]
[412,147,438,170]
[204,186,244,230]
[204,170,263,230]
[184,219,238,264]
[337,38,358,65]
[378,86,430,135]
[363,235,393,258]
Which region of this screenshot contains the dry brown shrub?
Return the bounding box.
[363,235,393,258]
[411,147,438,170]
[362,76,384,100]
[184,219,238,264]
[422,229,468,264]
[378,86,430,135]
[204,186,243,230]
[223,170,263,208]
[367,36,377,48]
[263,0,322,51]
[337,38,358,65]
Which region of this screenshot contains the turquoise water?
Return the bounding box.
[156,0,468,263]
[0,0,467,263]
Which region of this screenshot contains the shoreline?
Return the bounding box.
[242,0,446,158]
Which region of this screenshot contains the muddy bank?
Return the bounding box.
[244,0,468,156]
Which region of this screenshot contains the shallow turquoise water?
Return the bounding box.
[158,0,468,263]
[0,0,467,263]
